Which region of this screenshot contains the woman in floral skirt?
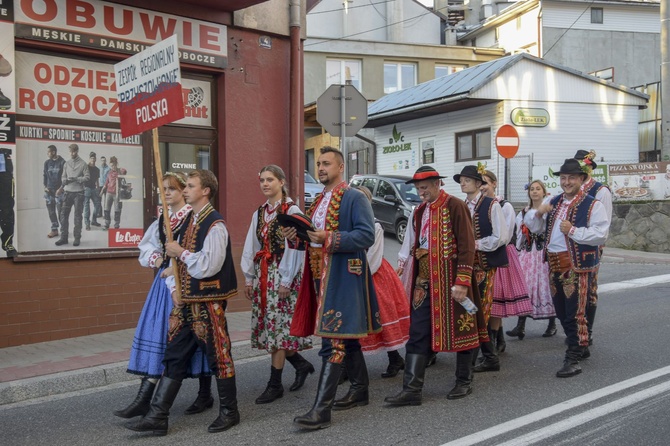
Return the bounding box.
[114,172,213,419]
[507,180,557,339]
[241,165,314,404]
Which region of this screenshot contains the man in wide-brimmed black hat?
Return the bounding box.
[455,165,508,373]
[386,165,485,406]
[573,150,612,347]
[523,158,609,378]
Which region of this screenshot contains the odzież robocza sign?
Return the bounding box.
[114,34,185,137]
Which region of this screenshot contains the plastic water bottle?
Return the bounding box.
[452,286,478,314]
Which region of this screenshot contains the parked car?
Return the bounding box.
[349,174,421,243]
[304,170,323,207]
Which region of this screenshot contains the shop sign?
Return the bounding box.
[510,108,549,127]
[382,125,412,154]
[15,0,227,69]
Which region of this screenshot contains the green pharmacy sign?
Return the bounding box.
[511,108,550,127]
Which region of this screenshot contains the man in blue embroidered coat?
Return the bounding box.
[573,150,612,346]
[386,166,485,406]
[524,159,609,378]
[126,170,240,436]
[288,146,381,430]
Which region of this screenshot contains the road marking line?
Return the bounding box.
[439,365,670,446]
[497,380,670,446]
[598,274,670,294]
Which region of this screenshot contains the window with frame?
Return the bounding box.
[375,180,396,200]
[455,128,491,161]
[360,177,378,195]
[384,62,417,94]
[326,59,361,90]
[435,64,466,79]
[591,7,603,24]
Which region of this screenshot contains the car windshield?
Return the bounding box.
[395,181,421,203]
[304,171,318,184]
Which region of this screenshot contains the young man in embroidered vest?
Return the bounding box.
[573,150,612,347]
[387,166,485,406]
[456,165,508,373]
[126,170,239,436]
[287,146,381,430]
[524,159,609,377]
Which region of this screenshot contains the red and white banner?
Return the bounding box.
[114,35,184,137]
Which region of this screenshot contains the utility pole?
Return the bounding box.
[661,0,670,160]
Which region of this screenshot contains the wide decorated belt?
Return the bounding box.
[548,251,571,273]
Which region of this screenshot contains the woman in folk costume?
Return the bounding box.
[507,180,557,340]
[241,165,314,404]
[114,172,212,419]
[479,170,532,353]
[355,186,410,378]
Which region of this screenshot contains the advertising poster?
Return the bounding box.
[15,123,144,253]
[0,0,16,258]
[608,161,670,201]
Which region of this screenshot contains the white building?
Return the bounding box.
[367,53,648,201]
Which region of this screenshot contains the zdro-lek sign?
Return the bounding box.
[114,35,184,137]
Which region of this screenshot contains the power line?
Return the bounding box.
[543,0,597,57]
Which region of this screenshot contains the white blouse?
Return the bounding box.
[137,204,192,269]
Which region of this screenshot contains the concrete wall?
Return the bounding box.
[608,202,670,253]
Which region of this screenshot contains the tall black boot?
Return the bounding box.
[293,361,341,430]
[585,305,596,345]
[471,346,480,366]
[496,326,506,353]
[447,350,473,400]
[426,351,437,367]
[286,352,315,391]
[208,376,240,433]
[384,353,426,406]
[255,366,284,404]
[506,316,527,340]
[184,375,214,415]
[473,336,500,373]
[556,345,583,378]
[113,377,156,418]
[333,350,369,410]
[543,317,558,337]
[125,376,181,436]
[338,357,349,385]
[381,350,405,378]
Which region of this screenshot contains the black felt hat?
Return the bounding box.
[277,212,316,242]
[552,158,589,177]
[453,165,483,184]
[405,166,446,184]
[574,150,597,170]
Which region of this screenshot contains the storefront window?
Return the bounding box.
[456,128,491,161]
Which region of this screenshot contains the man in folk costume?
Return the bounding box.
[126,170,240,436]
[386,166,485,406]
[456,165,508,373]
[524,159,609,377]
[573,150,612,347]
[288,146,381,430]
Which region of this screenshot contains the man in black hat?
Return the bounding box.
[455,165,508,373]
[386,166,485,406]
[523,159,609,377]
[573,150,612,346]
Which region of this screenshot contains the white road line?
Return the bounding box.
[439,365,670,446]
[497,380,670,446]
[598,274,670,294]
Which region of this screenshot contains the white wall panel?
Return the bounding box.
[543,3,659,33]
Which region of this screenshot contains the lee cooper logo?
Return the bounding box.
[109,228,143,247]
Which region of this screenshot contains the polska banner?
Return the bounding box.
[114,35,184,138]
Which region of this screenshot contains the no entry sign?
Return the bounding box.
[495,124,520,159]
[114,35,185,137]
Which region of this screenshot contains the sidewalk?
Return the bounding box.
[2,247,670,406]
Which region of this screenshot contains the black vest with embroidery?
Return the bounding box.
[519,209,546,252]
[176,205,238,302]
[255,203,290,258]
[583,179,608,199]
[473,195,508,270]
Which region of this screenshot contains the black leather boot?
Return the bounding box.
[293,361,341,430]
[113,377,156,418]
[125,376,181,436]
[255,366,284,404]
[473,338,500,373]
[184,375,214,415]
[286,352,315,391]
[208,376,240,433]
[337,357,349,385]
[543,317,558,337]
[381,350,405,378]
[470,346,480,366]
[384,353,426,407]
[506,316,527,340]
[585,305,596,345]
[333,350,369,410]
[447,350,473,400]
[556,346,583,378]
[426,351,437,367]
[496,327,506,353]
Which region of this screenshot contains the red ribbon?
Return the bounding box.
[254,248,273,321]
[521,223,531,246]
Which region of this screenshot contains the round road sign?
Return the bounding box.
[495,124,520,159]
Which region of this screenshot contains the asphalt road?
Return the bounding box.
[1,235,669,446]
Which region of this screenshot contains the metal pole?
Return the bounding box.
[340,85,348,180]
[504,157,510,201]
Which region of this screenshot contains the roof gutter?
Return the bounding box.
[368,93,471,122]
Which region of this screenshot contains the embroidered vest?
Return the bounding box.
[547,194,600,272]
[176,205,238,302]
[519,209,546,252]
[473,195,508,270]
[583,179,609,199]
[255,202,291,258]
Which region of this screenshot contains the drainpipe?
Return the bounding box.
[289,0,304,205]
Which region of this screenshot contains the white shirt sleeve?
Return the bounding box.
[398,209,415,269]
[241,212,260,286]
[277,205,307,288]
[138,219,161,268]
[367,223,384,275]
[501,201,516,245]
[569,200,610,246]
[595,187,613,226]
[515,210,524,251]
[477,202,507,252]
[524,197,551,234]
